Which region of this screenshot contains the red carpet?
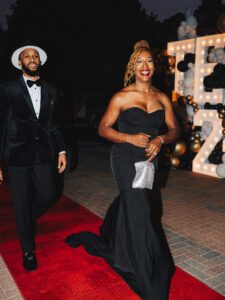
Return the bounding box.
[0,184,224,300]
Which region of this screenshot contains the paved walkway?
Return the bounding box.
[1,142,225,299]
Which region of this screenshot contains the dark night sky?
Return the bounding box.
[1,0,225,29]
[139,0,225,20]
[139,0,201,20]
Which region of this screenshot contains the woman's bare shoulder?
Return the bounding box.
[110,86,136,107]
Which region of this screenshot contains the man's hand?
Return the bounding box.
[0,168,3,183]
[58,153,67,173]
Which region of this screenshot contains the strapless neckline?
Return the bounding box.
[121,107,164,115]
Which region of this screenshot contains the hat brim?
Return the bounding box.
[11,45,47,69]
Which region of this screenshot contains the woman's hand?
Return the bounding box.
[127,133,150,148]
[145,136,163,161]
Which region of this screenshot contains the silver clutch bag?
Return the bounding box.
[132,160,155,190]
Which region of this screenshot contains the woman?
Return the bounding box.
[66,40,180,299]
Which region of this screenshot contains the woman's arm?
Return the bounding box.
[98,93,149,148]
[146,93,180,161]
[158,93,180,144]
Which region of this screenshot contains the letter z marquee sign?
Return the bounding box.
[168,34,225,178]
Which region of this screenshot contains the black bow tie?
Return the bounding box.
[27,79,41,88]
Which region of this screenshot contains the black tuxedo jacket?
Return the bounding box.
[0,76,65,167]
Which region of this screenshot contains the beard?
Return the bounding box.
[21,62,41,77]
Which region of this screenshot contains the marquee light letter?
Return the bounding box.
[193,110,224,177]
[168,39,195,96]
[194,34,225,105]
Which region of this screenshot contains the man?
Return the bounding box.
[0,43,67,271]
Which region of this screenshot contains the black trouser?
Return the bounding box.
[7,163,56,253]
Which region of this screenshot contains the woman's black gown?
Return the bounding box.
[65,107,175,300]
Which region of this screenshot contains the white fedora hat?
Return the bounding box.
[11,45,47,69]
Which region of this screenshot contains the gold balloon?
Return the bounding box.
[194,132,200,139]
[170,156,180,168]
[219,108,225,114]
[193,138,200,143]
[173,140,187,156]
[187,95,193,101]
[217,12,225,33]
[190,142,201,153]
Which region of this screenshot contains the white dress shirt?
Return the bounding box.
[23,75,41,118]
[23,75,66,156]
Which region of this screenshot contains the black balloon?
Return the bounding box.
[203,63,225,90]
[203,75,214,89]
[204,102,211,109]
[217,103,223,109]
[177,61,189,72]
[214,63,225,76]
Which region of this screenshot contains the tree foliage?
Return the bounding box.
[194,0,225,36]
[1,0,160,91]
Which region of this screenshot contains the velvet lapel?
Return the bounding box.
[39,80,48,122]
[19,76,37,119]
